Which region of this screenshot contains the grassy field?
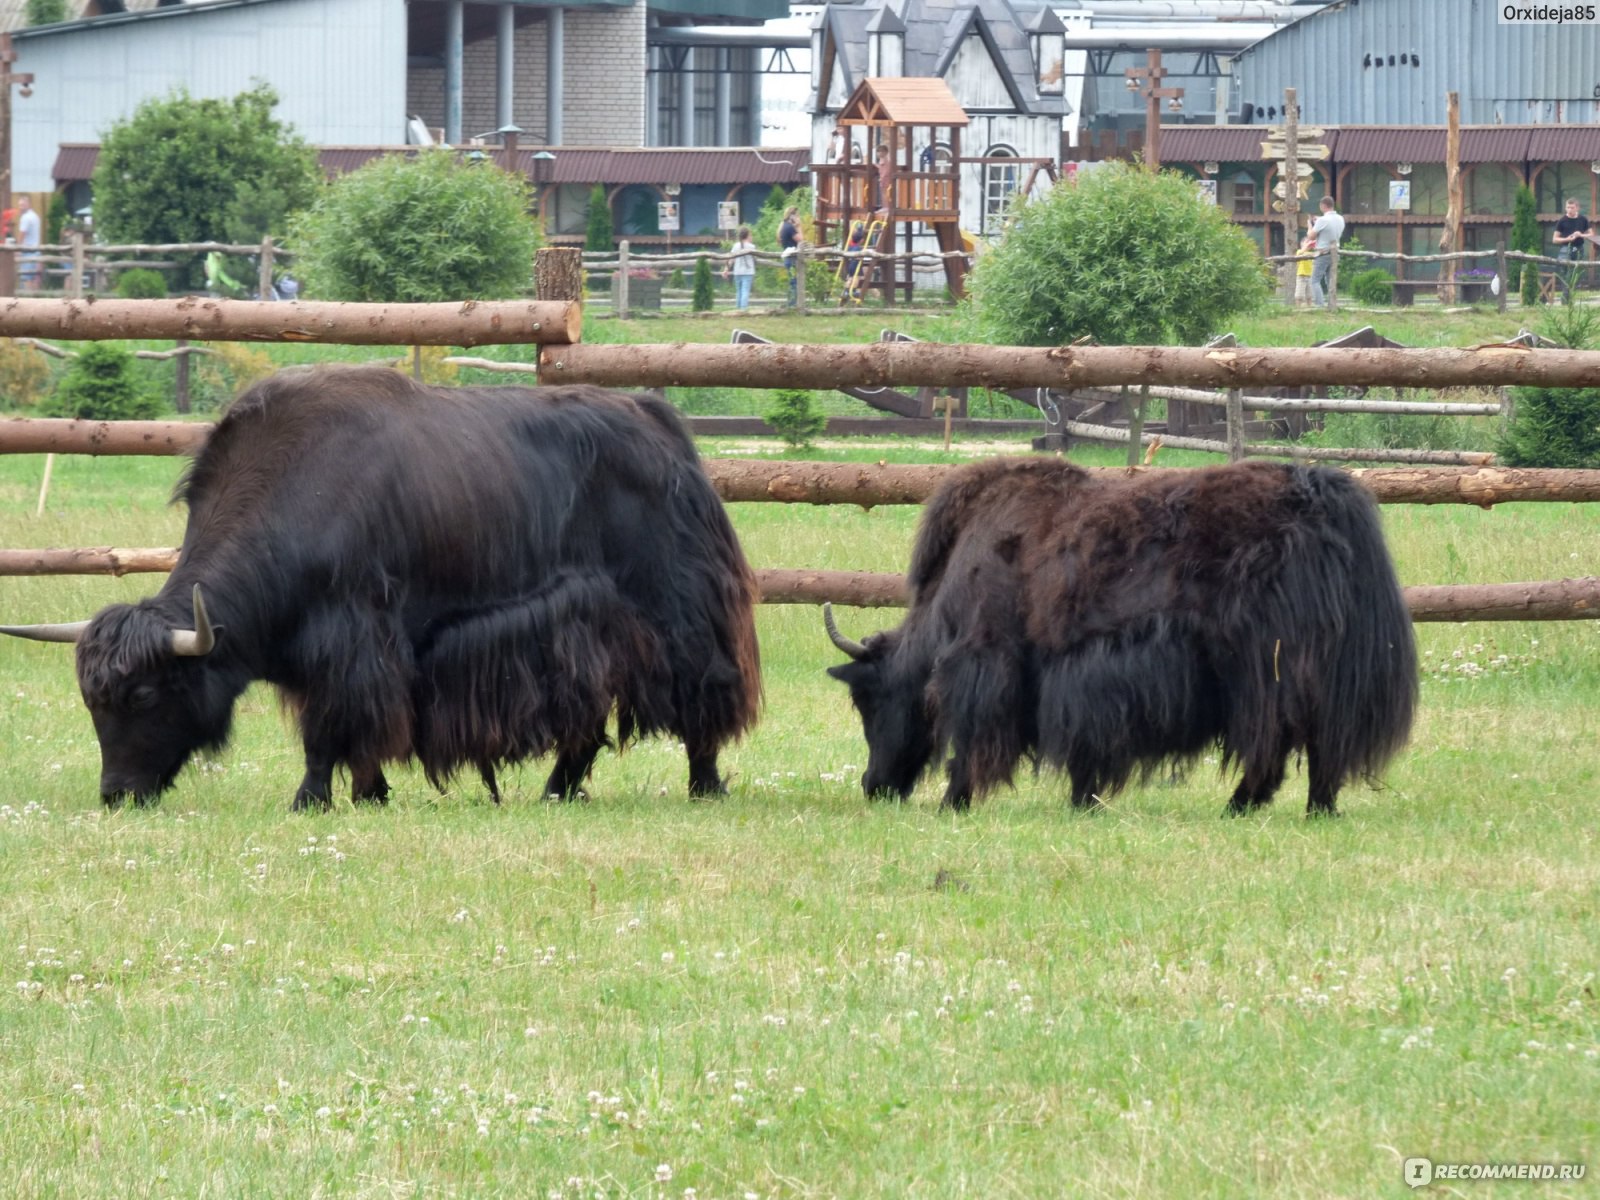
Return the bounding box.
[2,395,1599,1197]
[4,306,1599,1196]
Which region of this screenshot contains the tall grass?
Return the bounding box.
[1,445,1597,1198]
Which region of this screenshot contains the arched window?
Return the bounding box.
[982,144,1019,234]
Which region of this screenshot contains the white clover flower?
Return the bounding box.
[655,1163,673,1183]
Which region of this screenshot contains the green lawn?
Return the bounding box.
[1,426,1597,1196]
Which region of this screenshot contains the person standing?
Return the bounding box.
[727,225,757,310]
[778,207,801,307]
[16,195,42,292]
[874,143,897,217]
[1553,198,1596,262]
[1295,226,1317,307]
[1308,194,1345,308]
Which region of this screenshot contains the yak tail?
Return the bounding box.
[1302,470,1418,789]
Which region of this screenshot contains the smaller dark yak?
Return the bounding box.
[1,366,761,809]
[824,458,1416,816]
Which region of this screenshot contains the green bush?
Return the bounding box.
[584,185,613,252]
[766,388,826,449]
[25,0,67,24]
[45,193,70,243]
[691,255,716,312]
[1347,268,1395,306]
[967,161,1269,347]
[1498,385,1600,467]
[289,149,538,303]
[1508,185,1539,292]
[43,344,162,421]
[92,84,320,290]
[114,268,169,300]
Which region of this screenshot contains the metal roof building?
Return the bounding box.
[1228,0,1600,127]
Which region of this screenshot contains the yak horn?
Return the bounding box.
[170,585,216,657]
[822,602,867,660]
[0,618,90,644]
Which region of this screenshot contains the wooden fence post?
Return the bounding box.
[1327,245,1339,312]
[796,247,808,315]
[535,246,584,302]
[258,236,274,300]
[174,339,191,414]
[1496,240,1509,314]
[1225,388,1245,461]
[616,239,631,319]
[67,230,85,299]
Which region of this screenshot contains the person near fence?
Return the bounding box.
[1309,195,1345,308]
[16,196,42,292]
[874,143,897,218]
[1295,226,1317,307]
[840,221,869,302]
[1552,198,1596,263]
[725,225,757,310]
[778,207,801,307]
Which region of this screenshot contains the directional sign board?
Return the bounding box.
[1272,179,1310,200]
[1262,141,1331,161]
[1263,126,1325,141]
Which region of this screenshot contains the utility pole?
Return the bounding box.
[1124,49,1182,170]
[0,33,35,297]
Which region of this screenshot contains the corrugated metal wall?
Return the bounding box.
[1231,0,1600,127]
[15,0,404,192]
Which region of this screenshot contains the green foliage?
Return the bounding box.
[584,185,614,252]
[43,344,161,421]
[1497,303,1600,467]
[765,388,826,448]
[289,150,538,303]
[692,255,716,312]
[1521,257,1542,307]
[92,84,321,290]
[114,268,169,300]
[1499,384,1600,467]
[1347,268,1396,306]
[967,162,1270,346]
[45,193,70,243]
[0,339,55,409]
[1334,234,1365,294]
[25,0,67,24]
[1508,184,1540,291]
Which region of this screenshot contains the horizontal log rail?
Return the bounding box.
[0,297,582,346]
[538,342,1600,392]
[1053,419,1494,467]
[2,548,1594,623]
[757,571,1600,622]
[699,461,1600,509]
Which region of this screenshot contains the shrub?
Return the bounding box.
[1508,185,1539,292]
[289,149,537,303]
[1348,268,1395,306]
[43,344,162,421]
[967,161,1269,347]
[46,193,70,243]
[1498,385,1600,467]
[92,84,320,290]
[0,339,54,409]
[691,255,716,312]
[115,268,169,299]
[25,0,67,24]
[584,185,613,252]
[766,388,826,449]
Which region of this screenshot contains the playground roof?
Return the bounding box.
[838,77,969,129]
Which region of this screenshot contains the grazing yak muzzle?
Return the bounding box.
[2,586,220,807]
[824,604,936,802]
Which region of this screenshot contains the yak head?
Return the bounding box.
[823,604,936,801]
[1,585,229,806]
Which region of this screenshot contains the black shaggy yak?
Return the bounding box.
[1,365,761,809]
[824,458,1417,816]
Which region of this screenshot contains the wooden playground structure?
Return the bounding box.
[810,78,975,305]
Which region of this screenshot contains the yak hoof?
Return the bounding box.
[291,787,333,813]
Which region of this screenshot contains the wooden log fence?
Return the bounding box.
[0,297,582,346]
[539,342,1600,392]
[2,547,1593,624]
